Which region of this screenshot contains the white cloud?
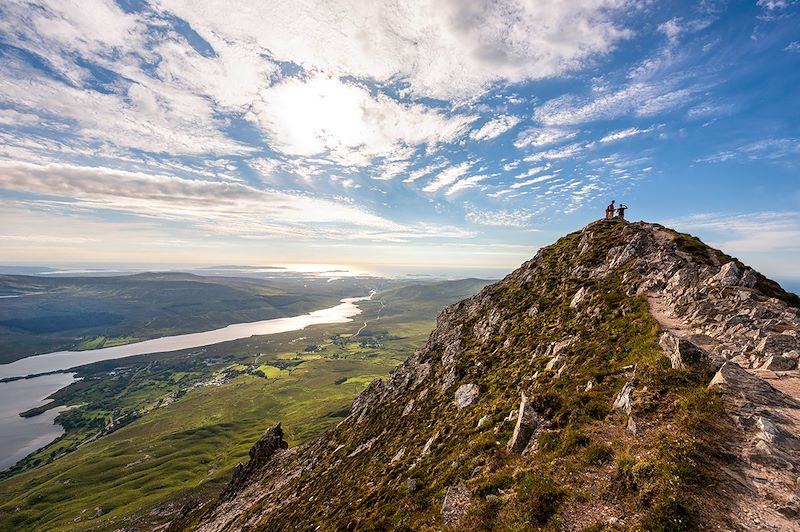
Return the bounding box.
[0,108,40,126]
[247,158,282,181]
[534,81,699,126]
[422,163,471,193]
[373,160,412,181]
[446,175,489,196]
[249,76,476,166]
[523,143,585,163]
[0,56,250,156]
[757,0,795,11]
[0,160,469,241]
[402,162,448,184]
[470,115,521,141]
[466,207,536,227]
[510,174,555,189]
[687,102,735,119]
[785,41,800,51]
[155,0,632,100]
[696,138,800,163]
[598,126,653,143]
[658,18,683,45]
[514,165,550,179]
[514,128,577,148]
[154,35,278,112]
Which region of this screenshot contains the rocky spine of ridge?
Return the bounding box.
[174,221,800,532]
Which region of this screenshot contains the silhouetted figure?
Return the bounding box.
[616,204,628,220]
[605,200,615,220]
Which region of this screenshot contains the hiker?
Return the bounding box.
[616,203,628,220]
[605,200,615,220]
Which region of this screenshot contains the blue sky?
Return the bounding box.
[0,0,798,282]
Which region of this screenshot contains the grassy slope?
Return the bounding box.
[0,278,492,531]
[0,360,388,531]
[216,222,733,530]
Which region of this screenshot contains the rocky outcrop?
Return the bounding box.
[507,392,539,453]
[596,223,799,372]
[708,363,800,527]
[612,379,634,416]
[659,332,723,372]
[454,383,479,409]
[220,424,288,501]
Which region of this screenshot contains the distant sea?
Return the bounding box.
[778,279,800,297]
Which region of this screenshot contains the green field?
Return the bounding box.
[0,277,492,531]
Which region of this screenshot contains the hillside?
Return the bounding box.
[175,220,800,531]
[0,278,493,531]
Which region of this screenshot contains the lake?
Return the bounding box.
[0,294,370,470]
[0,294,371,380]
[0,373,77,470]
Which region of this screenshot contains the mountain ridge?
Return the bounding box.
[174,220,800,531]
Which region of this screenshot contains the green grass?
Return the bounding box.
[0,358,394,531]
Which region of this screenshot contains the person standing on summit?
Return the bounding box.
[605,200,615,220]
[616,203,628,220]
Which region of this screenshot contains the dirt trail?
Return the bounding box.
[647,293,800,531]
[647,293,692,336]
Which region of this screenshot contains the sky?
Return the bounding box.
[0,0,799,282]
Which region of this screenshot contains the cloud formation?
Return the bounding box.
[156,0,632,100]
[470,115,522,141]
[250,76,476,166]
[0,161,471,241]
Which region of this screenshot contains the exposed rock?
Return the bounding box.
[473,307,502,344]
[570,286,589,308]
[391,448,405,463]
[760,355,797,371]
[552,338,574,357]
[441,482,471,524]
[507,392,539,453]
[613,379,634,416]
[730,354,751,368]
[545,353,564,372]
[347,433,382,457]
[477,415,490,429]
[740,268,757,288]
[667,267,698,291]
[454,383,479,410]
[627,415,638,435]
[707,261,741,287]
[406,478,419,494]
[351,379,385,423]
[401,399,415,417]
[609,230,654,269]
[421,431,439,456]
[659,332,723,372]
[221,424,288,500]
[757,334,798,356]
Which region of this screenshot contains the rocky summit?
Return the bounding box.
[171,221,800,531]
